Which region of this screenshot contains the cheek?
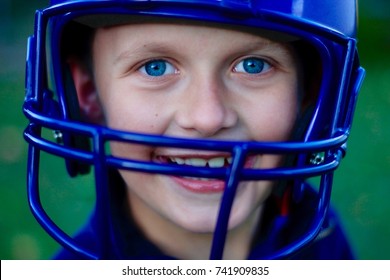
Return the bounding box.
[268,95,298,139]
[97,80,171,135]
[109,141,151,162]
[100,90,165,161]
[243,85,299,170]
[244,87,299,142]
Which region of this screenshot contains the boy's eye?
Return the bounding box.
[234,57,271,74]
[140,59,176,77]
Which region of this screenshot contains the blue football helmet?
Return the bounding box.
[23,0,365,259]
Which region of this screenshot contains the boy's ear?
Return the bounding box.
[68,58,103,124]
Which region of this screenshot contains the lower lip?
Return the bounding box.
[171,176,225,194]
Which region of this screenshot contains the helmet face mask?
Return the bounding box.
[24,0,365,259]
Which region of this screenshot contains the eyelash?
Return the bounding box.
[233,57,272,75]
[138,59,177,77]
[138,56,272,78]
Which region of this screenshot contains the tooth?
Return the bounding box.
[185,158,207,167]
[175,157,185,165]
[183,176,212,181]
[184,176,201,180]
[208,157,225,168]
[227,157,232,164]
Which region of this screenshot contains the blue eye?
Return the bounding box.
[140,59,176,77]
[234,57,270,74]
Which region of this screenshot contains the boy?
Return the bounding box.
[23,0,365,259]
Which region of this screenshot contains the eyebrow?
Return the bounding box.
[239,40,289,53]
[113,39,291,65]
[113,43,178,65]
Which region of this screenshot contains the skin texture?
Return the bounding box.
[70,22,301,259]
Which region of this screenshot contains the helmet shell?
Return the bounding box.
[48,0,357,37]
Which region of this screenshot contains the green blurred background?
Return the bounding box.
[1,0,389,259]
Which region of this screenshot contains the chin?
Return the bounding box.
[170,196,261,234]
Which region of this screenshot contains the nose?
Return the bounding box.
[175,76,238,137]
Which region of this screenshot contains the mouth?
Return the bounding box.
[155,154,257,193]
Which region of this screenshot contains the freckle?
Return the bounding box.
[155,113,158,117]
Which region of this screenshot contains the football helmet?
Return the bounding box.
[23,0,365,259]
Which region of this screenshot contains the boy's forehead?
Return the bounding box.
[96,24,292,63]
[75,14,298,43]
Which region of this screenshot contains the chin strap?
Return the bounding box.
[279,186,292,217]
[263,187,292,258]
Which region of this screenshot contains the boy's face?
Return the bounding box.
[87,23,300,234]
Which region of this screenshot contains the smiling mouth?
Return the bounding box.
[155,155,257,193]
[156,154,257,171]
[164,156,232,168]
[155,155,230,189]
